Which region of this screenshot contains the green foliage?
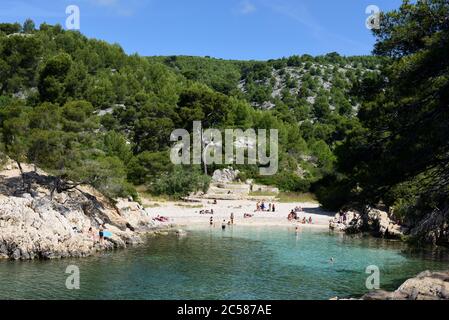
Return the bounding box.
[75,156,137,200]
[38,53,73,103]
[0,19,386,201]
[0,23,21,35]
[22,19,36,34]
[150,166,211,198]
[316,0,449,230]
[127,151,173,185]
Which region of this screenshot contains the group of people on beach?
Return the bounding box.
[334,211,348,224]
[85,224,110,244]
[288,209,313,224]
[209,212,235,230]
[255,201,276,212]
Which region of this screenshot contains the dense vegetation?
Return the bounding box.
[148,54,385,190]
[316,0,449,237]
[1,0,447,240]
[0,18,383,200]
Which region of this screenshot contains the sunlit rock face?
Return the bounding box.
[0,163,156,260]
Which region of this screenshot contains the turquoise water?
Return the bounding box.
[0,226,448,300]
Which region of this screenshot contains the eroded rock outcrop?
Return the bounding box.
[211,168,240,183]
[0,164,158,260]
[330,204,449,245]
[409,207,449,246]
[362,270,449,300]
[329,207,406,239]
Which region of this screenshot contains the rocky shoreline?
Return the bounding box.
[331,270,449,300]
[363,270,449,300]
[329,207,406,239]
[329,205,449,247]
[329,208,449,300]
[0,162,170,260]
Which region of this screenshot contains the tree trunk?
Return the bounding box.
[16,160,25,188]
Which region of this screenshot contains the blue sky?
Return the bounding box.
[0,0,403,60]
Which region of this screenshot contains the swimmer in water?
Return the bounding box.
[330,257,335,263]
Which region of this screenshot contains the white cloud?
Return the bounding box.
[238,1,256,15]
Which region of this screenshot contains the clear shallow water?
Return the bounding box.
[0,226,448,300]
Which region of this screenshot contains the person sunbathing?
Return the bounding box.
[153,215,169,222]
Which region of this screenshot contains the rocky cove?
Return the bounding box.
[329,206,449,246]
[1,161,448,300]
[0,161,170,260]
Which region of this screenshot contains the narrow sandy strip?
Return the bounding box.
[144,199,334,229]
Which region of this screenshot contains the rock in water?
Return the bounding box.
[362,271,449,300]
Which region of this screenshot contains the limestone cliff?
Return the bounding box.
[0,161,159,260]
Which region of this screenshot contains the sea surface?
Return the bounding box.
[0,225,448,300]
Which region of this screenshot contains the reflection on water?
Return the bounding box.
[0,226,448,300]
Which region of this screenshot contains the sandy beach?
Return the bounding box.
[144,199,335,229]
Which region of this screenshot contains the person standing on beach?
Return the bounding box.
[222,220,226,230]
[210,216,213,226]
[230,212,234,225]
[272,204,276,212]
[99,226,104,244]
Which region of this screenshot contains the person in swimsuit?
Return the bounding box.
[99,227,104,243]
[222,220,226,230]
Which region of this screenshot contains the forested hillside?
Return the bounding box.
[150,54,382,112]
[0,20,382,199]
[148,54,385,187]
[317,0,449,245]
[0,0,447,246]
